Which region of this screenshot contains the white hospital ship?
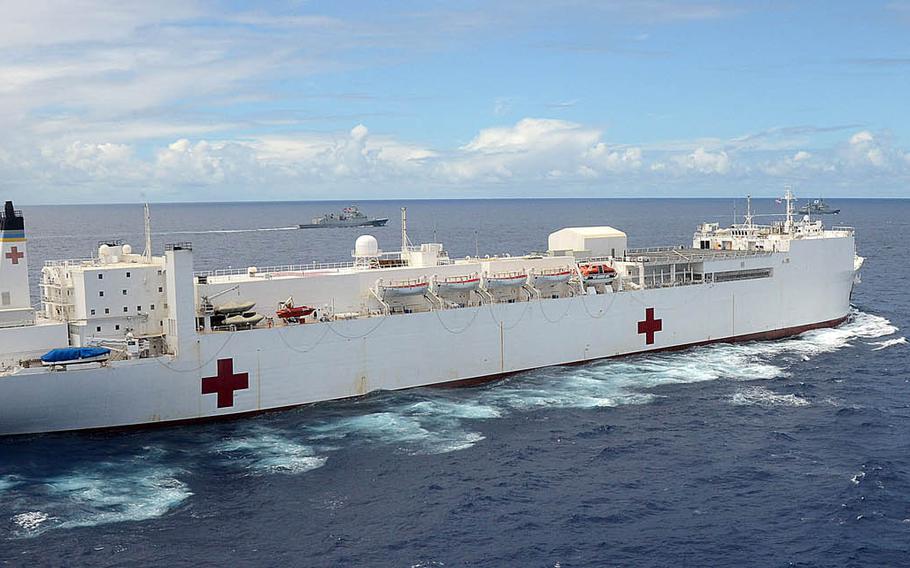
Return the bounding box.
[0,193,862,436]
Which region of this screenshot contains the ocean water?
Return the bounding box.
[0,198,907,567]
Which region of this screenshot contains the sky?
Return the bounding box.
[1,0,909,203]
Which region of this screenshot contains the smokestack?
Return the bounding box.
[1,201,23,231]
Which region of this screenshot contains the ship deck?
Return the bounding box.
[622,247,773,265]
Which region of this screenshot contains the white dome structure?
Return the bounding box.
[353,235,380,258]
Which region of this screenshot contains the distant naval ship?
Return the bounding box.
[798,199,840,215]
[299,205,389,228]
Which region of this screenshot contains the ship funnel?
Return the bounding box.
[0,199,34,326]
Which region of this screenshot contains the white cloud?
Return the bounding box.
[155,139,261,186]
[845,130,888,167]
[2,119,910,201]
[665,147,731,174]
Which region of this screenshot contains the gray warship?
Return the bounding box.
[798,199,840,215]
[298,206,389,229]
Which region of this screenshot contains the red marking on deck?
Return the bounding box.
[202,358,249,408]
[637,308,663,345]
[5,246,24,265]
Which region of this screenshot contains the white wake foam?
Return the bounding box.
[731,386,810,408]
[156,226,299,236]
[307,403,487,456]
[869,337,907,351]
[214,428,327,474]
[7,462,191,538]
[11,511,53,533]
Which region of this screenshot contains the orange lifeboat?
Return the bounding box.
[579,263,617,284]
[277,305,315,320]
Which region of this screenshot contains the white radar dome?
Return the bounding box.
[122,244,132,255]
[354,235,379,257]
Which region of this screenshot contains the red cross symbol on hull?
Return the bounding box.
[202,358,249,408]
[5,246,24,265]
[637,308,663,345]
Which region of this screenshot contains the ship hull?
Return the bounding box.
[0,236,856,436]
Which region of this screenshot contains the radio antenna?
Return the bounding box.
[143,203,152,261]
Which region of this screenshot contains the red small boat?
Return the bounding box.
[276,305,315,320]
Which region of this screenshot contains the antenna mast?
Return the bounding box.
[783,185,795,233]
[400,207,410,253]
[143,203,152,261]
[745,194,754,228]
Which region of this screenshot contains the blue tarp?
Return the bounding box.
[40,347,110,363]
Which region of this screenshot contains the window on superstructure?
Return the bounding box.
[90,309,95,315]
[96,326,101,332]
[122,289,127,295]
[98,274,103,280]
[115,325,120,330]
[1,292,9,306]
[104,308,110,314]
[158,287,163,293]
[137,306,141,311]
[99,291,104,297]
[150,304,155,310]
[126,272,131,278]
[123,307,128,312]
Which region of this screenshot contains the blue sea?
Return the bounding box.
[1,198,907,567]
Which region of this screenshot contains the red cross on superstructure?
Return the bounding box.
[637,307,663,345]
[4,246,24,265]
[202,358,249,408]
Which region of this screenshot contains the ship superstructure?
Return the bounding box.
[0,193,863,436]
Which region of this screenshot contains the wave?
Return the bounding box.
[0,475,19,493]
[4,460,191,538]
[307,405,486,456]
[212,428,327,474]
[154,226,299,236]
[731,386,810,408]
[869,336,907,351]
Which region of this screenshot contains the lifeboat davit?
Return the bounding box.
[433,275,480,295]
[529,268,573,287]
[276,305,315,320]
[579,263,617,284]
[483,272,528,289]
[378,280,430,298]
